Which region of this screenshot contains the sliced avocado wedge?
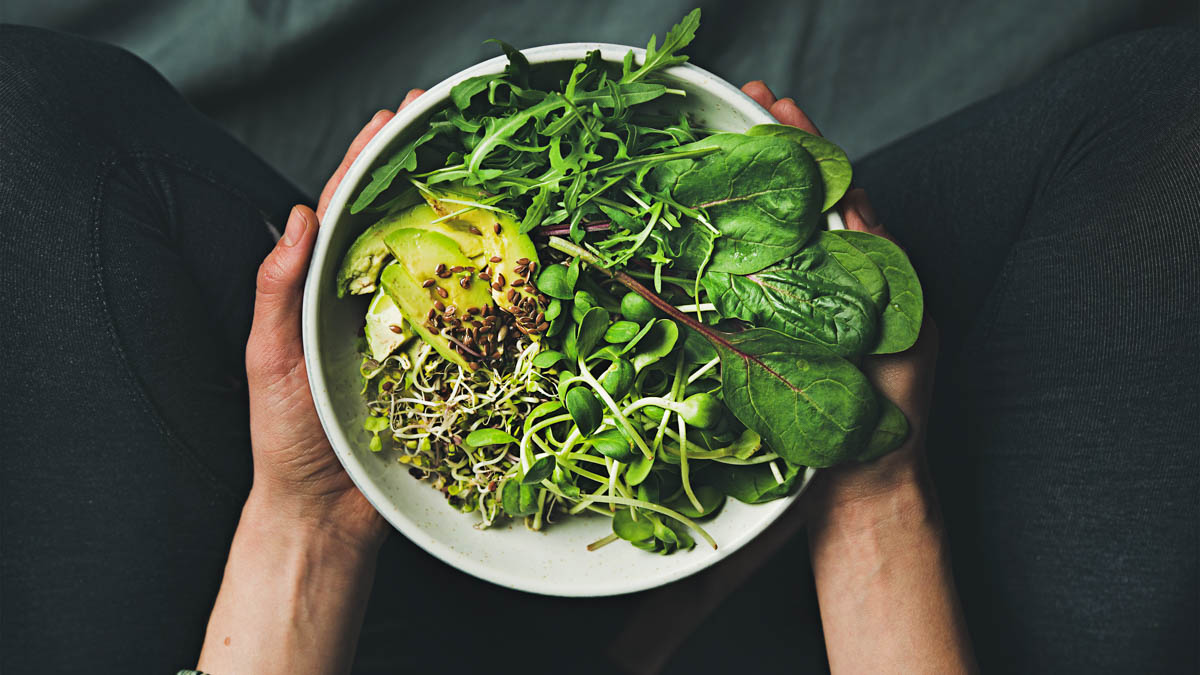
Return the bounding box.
[363,288,412,362]
[422,187,548,336]
[336,203,487,298]
[379,229,495,369]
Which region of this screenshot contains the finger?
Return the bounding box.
[840,188,898,244]
[317,109,395,220]
[741,80,777,109]
[247,205,318,381]
[399,87,425,110]
[769,97,822,136]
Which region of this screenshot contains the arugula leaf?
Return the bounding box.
[450,74,501,110]
[486,39,531,88]
[350,124,447,214]
[622,8,701,83]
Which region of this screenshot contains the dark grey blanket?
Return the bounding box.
[5,0,1193,196]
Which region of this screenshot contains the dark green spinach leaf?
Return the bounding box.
[746,124,852,211]
[702,246,879,357]
[645,133,823,274]
[827,231,923,354]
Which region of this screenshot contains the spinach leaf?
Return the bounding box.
[714,329,878,467]
[682,326,718,363]
[646,133,823,274]
[746,124,852,211]
[708,460,803,504]
[815,230,888,310]
[702,245,879,357]
[858,396,909,462]
[827,231,923,354]
[547,237,879,467]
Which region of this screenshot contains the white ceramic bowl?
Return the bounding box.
[302,43,825,597]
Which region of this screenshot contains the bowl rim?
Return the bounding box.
[302,42,818,597]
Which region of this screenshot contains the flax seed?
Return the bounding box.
[467,307,481,315]
[491,282,503,291]
[469,226,482,235]
[422,279,436,288]
[516,257,529,265]
[493,223,502,234]
[495,273,505,286]
[535,312,545,324]
[388,324,403,334]
[507,289,518,303]
[478,271,491,281]
[450,265,465,273]
[489,255,502,263]
[434,300,446,312]
[459,277,472,289]
[445,305,457,316]
[435,263,447,275]
[436,287,449,298]
[512,278,525,287]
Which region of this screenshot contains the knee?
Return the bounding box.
[1074,28,1200,128]
[0,24,168,124]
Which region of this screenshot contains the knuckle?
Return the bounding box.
[256,251,291,293]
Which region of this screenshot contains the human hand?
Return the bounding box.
[243,89,426,550]
[608,81,940,675]
[741,80,939,512]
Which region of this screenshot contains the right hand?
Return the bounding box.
[740,80,940,509]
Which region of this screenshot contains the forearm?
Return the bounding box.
[807,457,976,674]
[196,490,382,675]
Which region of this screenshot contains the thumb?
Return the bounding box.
[247,204,318,381]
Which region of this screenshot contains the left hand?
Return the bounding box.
[243,89,426,550]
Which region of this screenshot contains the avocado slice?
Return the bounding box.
[363,288,412,362]
[379,229,495,369]
[422,187,548,335]
[337,203,487,298]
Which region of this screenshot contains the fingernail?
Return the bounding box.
[281,206,309,246]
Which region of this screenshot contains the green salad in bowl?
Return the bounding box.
[307,9,922,586]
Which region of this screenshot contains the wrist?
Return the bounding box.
[804,443,937,536]
[243,483,388,556]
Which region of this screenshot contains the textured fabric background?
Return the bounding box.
[4,0,1195,196]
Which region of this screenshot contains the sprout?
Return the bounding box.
[626,392,725,429]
